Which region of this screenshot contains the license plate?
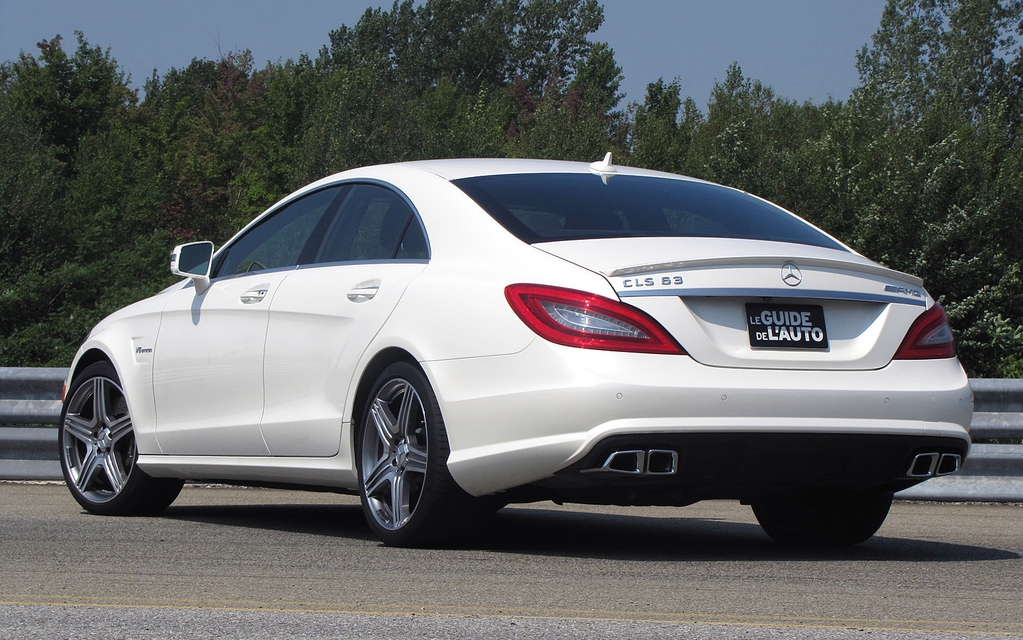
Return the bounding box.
[746,303,829,350]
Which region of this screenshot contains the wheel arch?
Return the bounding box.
[350,347,423,438]
[60,356,184,515]
[349,348,491,546]
[68,348,116,390]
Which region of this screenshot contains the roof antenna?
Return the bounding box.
[589,152,617,184]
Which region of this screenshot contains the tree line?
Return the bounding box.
[1,0,1021,377]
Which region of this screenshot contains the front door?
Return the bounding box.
[152,271,291,455]
[152,185,344,455]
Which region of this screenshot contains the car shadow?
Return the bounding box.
[162,503,378,541]
[476,506,1021,562]
[159,500,1020,563]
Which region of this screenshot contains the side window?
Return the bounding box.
[396,218,429,259]
[214,187,342,277]
[317,184,427,262]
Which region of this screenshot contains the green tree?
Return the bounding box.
[629,79,703,174]
[142,52,277,242]
[0,33,173,366]
[311,0,616,169]
[2,32,134,171]
[847,0,1023,376]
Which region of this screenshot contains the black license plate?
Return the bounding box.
[746,303,829,350]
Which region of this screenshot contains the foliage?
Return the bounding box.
[0,33,172,366]
[1,0,1022,378]
[845,0,1023,375]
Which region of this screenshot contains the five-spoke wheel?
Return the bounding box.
[59,362,183,515]
[360,376,430,530]
[357,362,493,547]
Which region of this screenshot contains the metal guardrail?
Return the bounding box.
[0,367,67,480]
[2,368,1021,500]
[0,367,66,424]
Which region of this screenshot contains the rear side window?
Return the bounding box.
[317,184,428,262]
[395,216,429,259]
[452,173,845,251]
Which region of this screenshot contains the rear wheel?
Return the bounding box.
[357,362,491,547]
[59,362,183,515]
[752,490,893,546]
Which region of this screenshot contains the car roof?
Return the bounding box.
[290,157,710,203]
[396,157,700,182]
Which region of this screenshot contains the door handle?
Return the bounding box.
[346,286,379,302]
[240,288,268,304]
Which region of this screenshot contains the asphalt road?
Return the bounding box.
[1,482,1021,639]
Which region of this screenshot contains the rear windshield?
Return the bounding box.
[452,173,846,251]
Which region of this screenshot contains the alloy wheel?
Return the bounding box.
[360,377,429,530]
[62,375,137,504]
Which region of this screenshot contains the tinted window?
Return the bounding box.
[317,184,424,262]
[214,187,342,277]
[453,173,845,251]
[396,218,429,260]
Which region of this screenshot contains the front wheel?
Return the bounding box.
[357,362,491,547]
[752,490,893,546]
[59,361,183,515]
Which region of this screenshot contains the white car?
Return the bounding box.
[59,156,973,547]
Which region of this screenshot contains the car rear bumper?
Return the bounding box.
[423,339,973,496]
[543,432,967,506]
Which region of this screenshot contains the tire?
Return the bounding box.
[59,361,183,515]
[357,362,492,547]
[752,490,893,546]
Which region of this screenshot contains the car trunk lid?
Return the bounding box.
[535,237,930,371]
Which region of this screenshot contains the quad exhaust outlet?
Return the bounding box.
[585,449,962,480]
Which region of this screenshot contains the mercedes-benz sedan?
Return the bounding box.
[60,156,973,547]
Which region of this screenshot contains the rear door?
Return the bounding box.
[259,184,429,456]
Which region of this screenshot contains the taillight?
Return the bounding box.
[894,304,956,359]
[505,284,685,354]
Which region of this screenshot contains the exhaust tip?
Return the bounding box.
[936,453,961,476]
[907,452,939,478]
[583,449,681,475]
[601,450,645,474]
[646,449,679,475]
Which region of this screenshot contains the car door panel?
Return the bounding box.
[260,262,427,456]
[152,271,292,455]
[151,186,345,456]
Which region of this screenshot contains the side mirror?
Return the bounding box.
[170,241,214,294]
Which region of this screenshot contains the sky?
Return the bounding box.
[0,0,889,108]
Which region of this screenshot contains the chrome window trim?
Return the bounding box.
[316,178,432,262]
[295,258,430,271]
[207,179,432,284]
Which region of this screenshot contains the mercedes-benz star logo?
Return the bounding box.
[781,262,802,287]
